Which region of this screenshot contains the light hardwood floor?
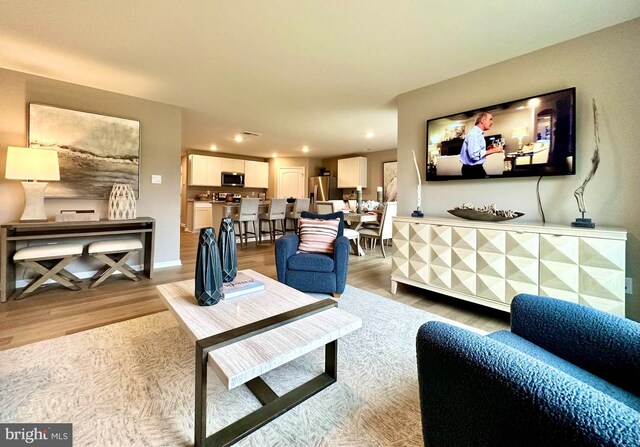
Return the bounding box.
[0,229,509,350]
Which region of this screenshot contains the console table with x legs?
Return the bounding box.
[0,217,155,302]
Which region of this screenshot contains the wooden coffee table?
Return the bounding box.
[156,269,362,447]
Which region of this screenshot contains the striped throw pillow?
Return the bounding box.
[297,218,340,254]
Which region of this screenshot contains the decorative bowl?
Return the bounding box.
[447,209,524,222]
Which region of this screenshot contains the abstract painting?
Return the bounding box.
[28,103,140,199]
[383,161,397,202]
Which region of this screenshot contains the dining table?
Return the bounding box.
[344,212,379,230]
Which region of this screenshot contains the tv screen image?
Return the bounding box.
[426,87,576,181]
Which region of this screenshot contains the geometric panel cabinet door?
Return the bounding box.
[539,234,580,303]
[476,228,507,303]
[428,224,452,290]
[450,226,476,296]
[505,231,539,302]
[391,220,411,282]
[579,237,626,316]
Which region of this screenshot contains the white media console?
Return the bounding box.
[391,216,627,316]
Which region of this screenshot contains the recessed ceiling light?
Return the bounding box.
[234,134,244,143]
[365,131,375,138]
[272,153,278,158]
[209,145,218,151]
[302,146,310,153]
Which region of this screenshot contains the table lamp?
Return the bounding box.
[5,146,60,221]
[511,126,528,151]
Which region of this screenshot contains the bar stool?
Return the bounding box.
[258,198,287,243]
[88,239,143,288]
[231,198,260,247]
[285,198,310,234]
[13,243,83,299]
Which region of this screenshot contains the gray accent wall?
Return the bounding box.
[396,18,640,320]
[0,67,182,271]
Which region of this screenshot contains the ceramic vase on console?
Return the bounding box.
[218,217,238,282]
[108,183,136,220]
[195,227,223,306]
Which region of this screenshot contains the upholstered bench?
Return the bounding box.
[13,243,83,299]
[88,239,143,288]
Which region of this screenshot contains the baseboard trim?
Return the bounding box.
[14,259,183,288]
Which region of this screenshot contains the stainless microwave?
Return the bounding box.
[221,171,245,187]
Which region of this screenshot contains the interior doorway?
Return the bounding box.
[277,167,306,199]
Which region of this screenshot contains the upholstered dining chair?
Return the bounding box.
[258,198,287,243]
[231,198,260,247]
[357,202,397,258]
[317,201,360,254]
[285,198,310,234]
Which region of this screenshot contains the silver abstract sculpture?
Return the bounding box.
[572,98,600,228]
[411,150,424,217]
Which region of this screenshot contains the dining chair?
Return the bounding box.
[285,198,310,234]
[315,201,334,214]
[231,198,260,247]
[357,202,397,258]
[258,198,287,243]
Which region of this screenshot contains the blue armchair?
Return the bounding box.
[275,211,349,297]
[416,294,640,446]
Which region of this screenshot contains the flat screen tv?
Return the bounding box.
[425,87,576,181]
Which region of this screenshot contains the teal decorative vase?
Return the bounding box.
[218,217,238,282]
[195,227,223,306]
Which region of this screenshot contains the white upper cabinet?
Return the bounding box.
[338,157,367,188]
[221,158,245,174]
[188,154,221,186]
[244,160,269,188]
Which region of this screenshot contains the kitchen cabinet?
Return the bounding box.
[391,216,627,316]
[186,201,213,232]
[244,160,269,188]
[337,157,367,188]
[188,154,221,186]
[221,158,245,174]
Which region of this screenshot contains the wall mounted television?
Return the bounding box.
[425,87,576,181]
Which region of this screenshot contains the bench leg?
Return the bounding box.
[17,256,81,298]
[90,251,140,288]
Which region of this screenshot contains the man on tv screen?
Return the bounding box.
[459,112,504,178]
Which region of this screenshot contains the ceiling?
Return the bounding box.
[0,1,638,159]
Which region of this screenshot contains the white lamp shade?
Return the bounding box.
[511,127,528,139]
[5,146,60,181]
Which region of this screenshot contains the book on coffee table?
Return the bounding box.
[222,272,266,299]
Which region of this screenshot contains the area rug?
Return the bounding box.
[0,285,481,446]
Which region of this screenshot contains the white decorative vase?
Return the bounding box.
[108,183,136,220]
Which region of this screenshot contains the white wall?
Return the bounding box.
[397,18,640,320]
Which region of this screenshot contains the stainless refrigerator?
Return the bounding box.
[309,176,339,206]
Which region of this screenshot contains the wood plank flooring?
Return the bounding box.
[0,229,509,350]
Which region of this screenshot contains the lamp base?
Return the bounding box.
[571,217,595,228]
[20,181,49,221]
[411,209,424,218]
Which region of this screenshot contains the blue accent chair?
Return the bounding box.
[275,211,349,297]
[416,294,640,446]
